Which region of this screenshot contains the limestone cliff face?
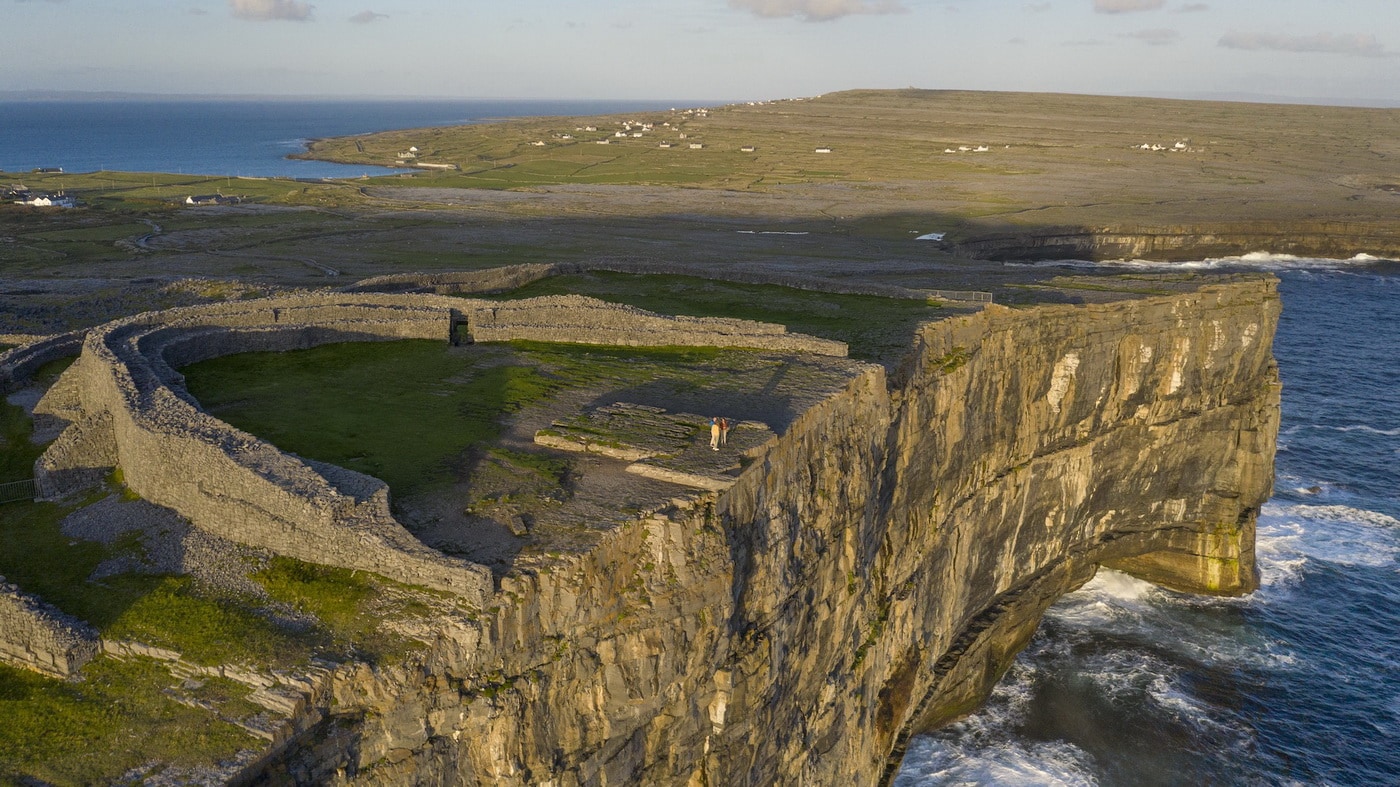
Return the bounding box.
[259,278,1280,786]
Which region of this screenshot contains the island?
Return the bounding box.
[2,88,1389,784]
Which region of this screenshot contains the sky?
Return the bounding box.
[4,0,1398,105]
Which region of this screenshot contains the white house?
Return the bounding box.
[740,146,755,152]
[689,142,704,149]
[27,194,77,208]
[814,147,832,154]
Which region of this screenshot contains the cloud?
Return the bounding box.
[348,10,386,23]
[230,0,313,21]
[1178,3,1208,11]
[1219,31,1389,57]
[728,0,907,22]
[1025,2,1051,11]
[1094,0,1164,13]
[1123,27,1179,45]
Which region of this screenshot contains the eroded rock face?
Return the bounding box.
[257,276,1279,787]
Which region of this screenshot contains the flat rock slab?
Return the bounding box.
[536,402,773,491]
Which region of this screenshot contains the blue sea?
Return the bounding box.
[898,255,1400,786]
[0,99,674,179]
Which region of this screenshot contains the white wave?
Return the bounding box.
[1264,501,1400,531]
[1286,423,1400,437]
[895,738,1098,787]
[1044,570,1158,629]
[1051,566,1304,670]
[1257,502,1399,569]
[1332,424,1400,437]
[896,658,1095,786]
[1003,252,1391,272]
[1255,519,1310,588]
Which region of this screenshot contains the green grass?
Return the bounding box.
[252,555,421,662]
[480,271,943,364]
[255,556,374,634]
[177,338,737,501]
[101,577,313,667]
[0,657,259,786]
[0,400,43,484]
[181,340,561,497]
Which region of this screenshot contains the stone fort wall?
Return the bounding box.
[0,329,87,395]
[19,292,844,622]
[0,576,100,678]
[343,260,994,304]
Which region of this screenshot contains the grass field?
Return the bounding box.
[182,340,559,498]
[0,656,259,785]
[179,338,747,504]
[303,89,1400,230]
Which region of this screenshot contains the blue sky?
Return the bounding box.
[4,0,1397,104]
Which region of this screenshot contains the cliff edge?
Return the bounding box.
[249,275,1278,785]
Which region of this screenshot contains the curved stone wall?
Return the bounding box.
[0,329,86,395]
[32,292,845,603]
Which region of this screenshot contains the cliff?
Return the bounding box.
[253,276,1279,785]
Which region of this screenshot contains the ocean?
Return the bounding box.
[0,99,674,179]
[897,256,1400,786]
[4,100,1395,785]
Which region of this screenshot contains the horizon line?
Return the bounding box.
[1,87,1396,111]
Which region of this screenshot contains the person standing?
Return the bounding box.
[710,416,721,451]
[719,417,729,446]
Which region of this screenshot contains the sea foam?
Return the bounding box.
[1005,253,1392,272]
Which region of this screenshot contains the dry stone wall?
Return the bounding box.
[0,329,86,395]
[345,260,993,303]
[0,576,100,678]
[465,294,847,355]
[29,292,842,608]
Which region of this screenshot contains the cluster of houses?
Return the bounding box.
[1135,141,1196,153]
[4,185,77,208]
[543,106,834,155]
[184,194,242,206]
[943,145,999,154]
